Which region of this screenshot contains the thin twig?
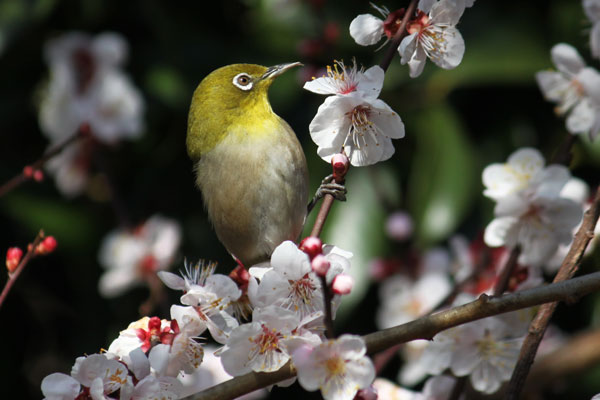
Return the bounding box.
[379,0,419,72]
[187,271,600,400]
[506,186,600,400]
[0,130,84,198]
[0,231,45,310]
[319,275,335,339]
[550,133,576,166]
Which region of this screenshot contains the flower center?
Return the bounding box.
[253,325,282,355]
[290,274,316,306]
[325,355,346,376]
[324,61,358,94]
[406,11,430,35]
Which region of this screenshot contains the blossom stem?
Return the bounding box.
[0,231,45,310]
[379,0,419,72]
[506,185,600,400]
[186,270,600,400]
[319,275,335,339]
[492,246,521,296]
[0,128,85,198]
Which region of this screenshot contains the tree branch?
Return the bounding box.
[507,185,600,399]
[379,0,419,72]
[187,270,600,400]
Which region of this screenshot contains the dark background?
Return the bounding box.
[1,0,600,398]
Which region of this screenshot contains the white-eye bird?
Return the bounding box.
[187,63,309,267]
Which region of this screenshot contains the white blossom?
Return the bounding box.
[98,215,181,297]
[482,148,583,267]
[399,0,468,78]
[292,335,375,400]
[536,43,600,141]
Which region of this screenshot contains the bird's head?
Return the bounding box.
[187,62,301,161]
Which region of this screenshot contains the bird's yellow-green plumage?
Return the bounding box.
[187,63,308,266]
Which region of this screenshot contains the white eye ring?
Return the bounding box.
[233,73,253,91]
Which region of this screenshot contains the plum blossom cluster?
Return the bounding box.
[304,60,405,166]
[98,214,182,298]
[39,31,145,196]
[482,148,584,268]
[350,0,475,78]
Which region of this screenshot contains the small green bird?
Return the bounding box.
[187,63,309,267]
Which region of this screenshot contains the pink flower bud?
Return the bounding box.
[23,166,34,178]
[332,274,354,295]
[354,386,378,400]
[33,169,44,182]
[6,247,23,273]
[300,236,322,260]
[331,153,350,182]
[36,236,57,255]
[311,254,330,277]
[385,211,413,242]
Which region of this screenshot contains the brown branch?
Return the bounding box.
[319,275,335,339]
[506,185,600,400]
[0,129,84,198]
[379,0,419,72]
[0,231,45,310]
[550,133,576,166]
[186,270,600,400]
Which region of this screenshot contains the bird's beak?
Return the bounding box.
[261,62,303,80]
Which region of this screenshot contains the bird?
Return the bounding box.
[187,63,309,267]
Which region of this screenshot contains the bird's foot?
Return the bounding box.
[307,174,348,213]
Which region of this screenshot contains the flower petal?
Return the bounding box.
[349,14,384,46]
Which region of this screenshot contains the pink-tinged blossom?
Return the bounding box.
[98,215,181,298]
[41,354,128,400]
[248,241,351,321]
[40,31,144,143]
[399,0,472,78]
[482,148,583,267]
[159,261,241,343]
[304,60,405,167]
[308,92,405,166]
[418,301,529,395]
[536,43,600,141]
[292,335,375,400]
[219,306,308,376]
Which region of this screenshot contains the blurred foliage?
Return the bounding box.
[0,0,599,399]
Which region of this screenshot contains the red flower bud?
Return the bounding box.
[6,247,23,273]
[299,236,323,260]
[331,153,350,182]
[36,236,57,255]
[23,166,34,178]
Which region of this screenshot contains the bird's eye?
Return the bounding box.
[233,73,253,91]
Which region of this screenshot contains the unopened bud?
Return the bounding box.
[229,265,250,291]
[36,236,57,255]
[300,236,322,260]
[6,247,23,273]
[332,274,354,295]
[33,169,44,182]
[354,386,378,400]
[311,254,330,277]
[23,166,34,178]
[331,153,349,182]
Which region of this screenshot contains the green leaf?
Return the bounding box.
[408,103,477,247]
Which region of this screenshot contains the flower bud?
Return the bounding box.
[36,236,57,255]
[6,247,23,273]
[311,254,330,277]
[331,153,350,182]
[354,386,378,400]
[23,166,34,178]
[33,169,44,182]
[332,274,354,295]
[300,236,322,260]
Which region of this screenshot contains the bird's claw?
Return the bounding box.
[307,174,348,213]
